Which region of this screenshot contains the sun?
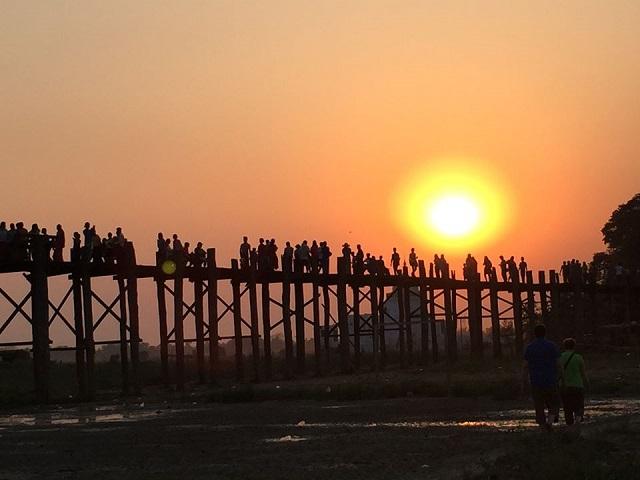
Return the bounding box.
[393,157,512,252]
[428,195,480,237]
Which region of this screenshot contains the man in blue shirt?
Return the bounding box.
[524,324,562,430]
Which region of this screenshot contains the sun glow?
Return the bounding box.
[428,195,480,237]
[394,158,511,252]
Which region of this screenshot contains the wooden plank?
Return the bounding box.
[352,284,361,370]
[294,260,305,374]
[322,282,331,369]
[117,276,129,394]
[261,281,272,380]
[81,269,95,401]
[336,257,350,373]
[312,278,321,376]
[194,278,206,384]
[512,277,524,356]
[206,249,218,383]
[71,273,87,399]
[403,272,414,365]
[231,259,244,382]
[526,270,536,342]
[156,275,169,385]
[418,260,429,365]
[125,247,141,395]
[429,282,438,362]
[248,267,260,382]
[489,274,502,358]
[30,237,50,403]
[443,272,457,362]
[538,270,549,327]
[369,273,380,372]
[174,251,185,391]
[379,284,387,366]
[282,265,294,378]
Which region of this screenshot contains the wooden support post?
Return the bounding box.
[538,271,549,327]
[418,261,429,365]
[549,269,559,338]
[352,284,361,370]
[337,257,350,373]
[117,276,130,394]
[573,280,585,341]
[489,274,502,358]
[261,280,272,380]
[322,282,331,368]
[194,277,206,384]
[451,282,458,353]
[397,283,407,367]
[428,283,439,362]
[30,237,50,403]
[312,279,321,376]
[369,274,380,372]
[81,267,95,401]
[156,274,169,385]
[443,273,457,362]
[293,260,306,374]
[206,249,219,383]
[403,268,414,365]
[71,273,86,399]
[467,273,483,358]
[526,271,536,342]
[512,278,524,356]
[125,243,140,395]
[282,265,294,378]
[248,267,260,382]
[379,284,387,365]
[174,251,185,391]
[231,259,244,382]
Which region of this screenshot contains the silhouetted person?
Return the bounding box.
[310,240,319,273]
[82,222,93,261]
[559,338,589,426]
[299,240,311,272]
[172,234,183,260]
[91,228,103,264]
[391,247,401,275]
[483,256,493,281]
[342,243,352,274]
[434,254,441,278]
[508,256,518,282]
[519,256,528,283]
[561,261,569,283]
[282,241,293,273]
[440,254,450,278]
[353,244,365,274]
[71,232,82,262]
[320,241,331,274]
[499,255,508,282]
[524,324,561,431]
[269,238,279,271]
[379,255,390,276]
[53,224,65,262]
[192,242,206,267]
[239,236,251,270]
[257,238,266,271]
[250,247,258,271]
[0,221,7,262]
[409,248,418,276]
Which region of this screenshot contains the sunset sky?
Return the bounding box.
[4,1,640,271]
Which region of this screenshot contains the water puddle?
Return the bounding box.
[0,408,161,428]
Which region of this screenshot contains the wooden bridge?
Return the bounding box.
[1,237,637,403]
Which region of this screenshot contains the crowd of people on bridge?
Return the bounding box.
[0,220,129,265]
[156,233,207,268]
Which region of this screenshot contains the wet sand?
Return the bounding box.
[0,397,637,479]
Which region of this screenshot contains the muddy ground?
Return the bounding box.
[0,395,638,480]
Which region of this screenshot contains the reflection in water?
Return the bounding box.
[0,409,160,428]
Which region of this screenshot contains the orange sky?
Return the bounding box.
[2,2,640,345]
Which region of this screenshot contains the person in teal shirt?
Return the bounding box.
[559,338,589,425]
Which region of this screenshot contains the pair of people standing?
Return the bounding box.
[523,325,588,430]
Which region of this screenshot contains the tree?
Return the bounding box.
[601,193,640,271]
